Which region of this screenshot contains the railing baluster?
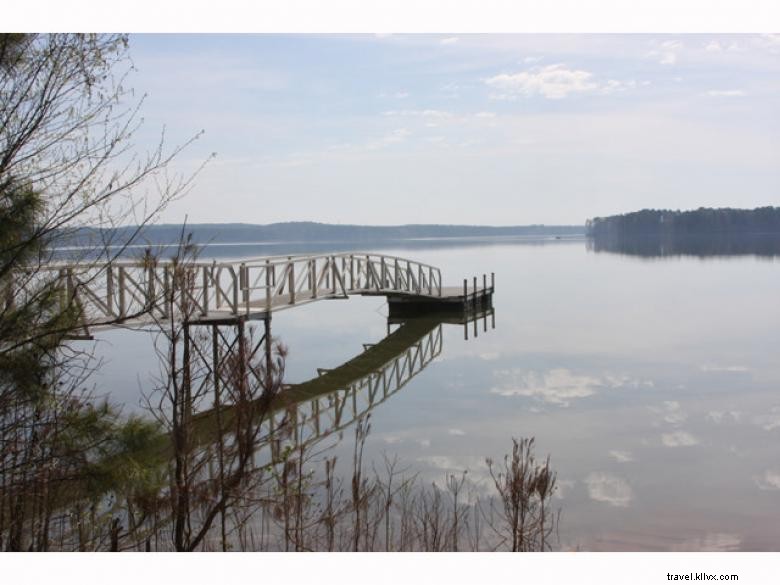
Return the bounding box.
[288,257,295,304]
[311,258,317,298]
[106,264,114,316]
[265,259,272,312]
[201,265,209,316]
[118,266,126,318]
[239,263,246,315]
[162,266,170,319]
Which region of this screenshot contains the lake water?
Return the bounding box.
[90,237,780,551]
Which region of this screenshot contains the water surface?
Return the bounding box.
[91,237,780,551]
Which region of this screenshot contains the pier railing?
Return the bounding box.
[4,253,443,328]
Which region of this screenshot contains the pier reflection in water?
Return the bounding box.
[168,306,523,551]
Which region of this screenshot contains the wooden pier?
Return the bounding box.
[7,252,494,330]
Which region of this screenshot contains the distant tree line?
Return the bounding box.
[586,207,780,238]
[58,221,585,248]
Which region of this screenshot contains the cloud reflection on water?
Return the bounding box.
[490,367,653,407]
[585,473,634,507]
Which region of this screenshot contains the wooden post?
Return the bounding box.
[491,272,495,290]
[324,257,330,290]
[288,258,295,304]
[332,255,337,293]
[237,264,245,316]
[463,278,468,339]
[66,267,74,305]
[212,261,219,307]
[118,266,126,318]
[162,266,170,319]
[264,316,273,388]
[265,260,272,313]
[106,264,114,315]
[312,258,317,298]
[148,262,156,313]
[202,265,209,316]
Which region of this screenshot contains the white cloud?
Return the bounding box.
[523,56,543,64]
[475,111,496,118]
[757,34,780,52]
[485,64,600,100]
[609,450,634,463]
[448,428,466,436]
[646,40,683,65]
[383,109,452,119]
[379,90,410,99]
[705,90,747,97]
[367,128,411,150]
[661,431,699,447]
[440,37,459,45]
[705,41,723,52]
[755,470,780,491]
[585,473,633,507]
[601,79,638,94]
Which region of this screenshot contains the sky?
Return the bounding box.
[125,34,780,226]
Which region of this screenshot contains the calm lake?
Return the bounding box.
[90,236,780,551]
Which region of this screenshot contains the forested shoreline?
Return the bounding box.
[586,207,780,238]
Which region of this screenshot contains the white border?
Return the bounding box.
[5,551,780,585]
[5,0,780,33]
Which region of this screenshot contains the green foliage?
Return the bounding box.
[0,34,175,550]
